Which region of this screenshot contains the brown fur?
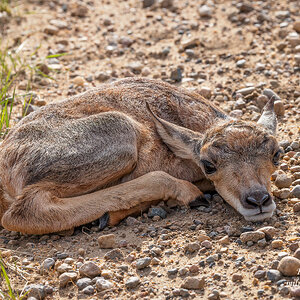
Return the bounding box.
[0,78,280,234]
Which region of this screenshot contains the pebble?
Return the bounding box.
[181,277,205,290]
[24,284,46,300]
[294,21,300,33]
[240,231,265,243]
[40,258,55,273]
[293,202,300,212]
[125,276,140,289]
[201,240,212,249]
[95,72,110,82]
[198,5,212,18]
[82,285,95,295]
[236,59,246,67]
[185,242,200,253]
[274,101,285,116]
[59,272,77,288]
[73,76,85,86]
[199,87,212,99]
[96,278,114,291]
[275,174,293,188]
[148,207,167,219]
[98,234,116,249]
[236,87,255,96]
[254,270,266,279]
[262,88,280,100]
[290,287,300,297]
[104,249,124,260]
[170,67,182,82]
[218,235,230,245]
[271,240,284,249]
[49,19,68,29]
[76,278,92,290]
[294,248,300,259]
[273,188,290,199]
[291,185,300,198]
[57,263,73,274]
[70,2,89,17]
[257,226,276,240]
[142,0,155,8]
[136,257,151,270]
[79,262,101,278]
[278,256,300,276]
[266,269,282,282]
[44,25,58,35]
[232,273,243,282]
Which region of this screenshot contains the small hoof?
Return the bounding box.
[189,195,210,208]
[99,212,110,230]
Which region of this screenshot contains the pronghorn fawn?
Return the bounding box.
[0,78,281,234]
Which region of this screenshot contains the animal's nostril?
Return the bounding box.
[246,196,260,207]
[244,192,272,208]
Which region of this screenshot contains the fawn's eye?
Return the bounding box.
[201,160,217,175]
[272,150,282,166]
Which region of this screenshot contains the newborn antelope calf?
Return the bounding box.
[0,78,281,234]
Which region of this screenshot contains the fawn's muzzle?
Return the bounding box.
[242,190,272,210]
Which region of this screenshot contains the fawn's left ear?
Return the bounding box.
[146,102,203,160]
[257,97,277,135]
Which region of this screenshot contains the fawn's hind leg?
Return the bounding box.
[1,171,203,234]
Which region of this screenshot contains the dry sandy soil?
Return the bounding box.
[0,0,300,299]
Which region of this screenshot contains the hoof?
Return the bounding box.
[99,212,110,230]
[189,195,210,208]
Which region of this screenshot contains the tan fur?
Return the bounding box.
[0,78,280,234]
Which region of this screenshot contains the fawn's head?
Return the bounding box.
[148,98,281,221]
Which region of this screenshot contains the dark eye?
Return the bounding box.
[201,160,217,175]
[272,150,282,166]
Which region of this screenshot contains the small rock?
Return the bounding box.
[127,61,143,74]
[219,235,230,245]
[24,284,46,300]
[201,240,212,249]
[271,240,284,249]
[294,248,300,259]
[275,174,293,188]
[96,278,114,291]
[57,263,73,274]
[73,76,85,86]
[198,5,212,18]
[290,287,300,297]
[274,101,285,116]
[104,249,124,261]
[170,67,182,82]
[185,242,200,253]
[148,207,167,219]
[76,278,92,290]
[79,262,101,278]
[98,234,116,249]
[267,269,282,282]
[199,87,212,99]
[293,202,300,213]
[262,88,280,101]
[136,257,151,270]
[181,277,205,290]
[40,258,55,273]
[95,72,110,82]
[273,188,290,199]
[294,21,300,33]
[59,272,77,288]
[44,26,58,35]
[236,59,246,67]
[49,19,68,29]
[142,0,155,8]
[70,2,88,17]
[240,231,265,243]
[236,87,255,96]
[291,185,300,198]
[82,285,95,295]
[254,270,266,279]
[278,256,300,276]
[232,274,243,282]
[257,226,276,240]
[125,276,140,289]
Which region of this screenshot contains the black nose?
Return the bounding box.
[242,191,272,209]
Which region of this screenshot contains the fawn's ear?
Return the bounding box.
[257,97,277,135]
[146,102,203,160]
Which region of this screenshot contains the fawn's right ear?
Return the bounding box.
[146,102,203,160]
[257,97,277,135]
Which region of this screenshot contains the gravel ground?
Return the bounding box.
[0,0,300,299]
